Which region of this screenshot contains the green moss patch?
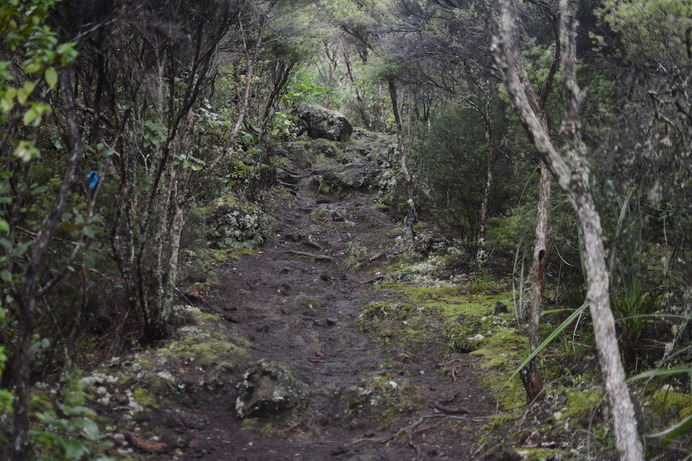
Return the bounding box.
[560,389,604,422]
[649,388,692,420]
[366,278,526,411]
[338,372,425,429]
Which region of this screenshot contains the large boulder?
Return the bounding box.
[235,360,307,418]
[322,161,380,191]
[296,104,353,142]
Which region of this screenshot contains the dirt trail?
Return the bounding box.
[177,146,497,460]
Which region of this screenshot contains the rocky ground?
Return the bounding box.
[75,131,509,461]
[64,130,689,461]
[173,131,498,460]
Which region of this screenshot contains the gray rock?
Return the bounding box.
[206,362,236,391]
[296,104,353,142]
[205,195,273,248]
[323,161,379,191]
[235,360,307,418]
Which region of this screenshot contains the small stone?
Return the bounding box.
[494,301,509,314]
[184,286,205,303]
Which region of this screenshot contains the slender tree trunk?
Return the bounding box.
[476,100,494,266]
[388,78,416,246]
[522,163,551,402]
[493,1,644,458]
[518,8,561,403]
[344,52,371,129]
[210,13,268,169]
[12,69,84,460]
[559,3,643,456]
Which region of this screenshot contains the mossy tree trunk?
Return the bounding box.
[388,78,416,247]
[522,163,551,402]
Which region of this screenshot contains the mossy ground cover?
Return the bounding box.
[365,269,529,405]
[66,305,251,458]
[362,251,689,459]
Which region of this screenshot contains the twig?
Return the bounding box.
[360,275,385,284]
[303,241,323,251]
[437,358,468,382]
[283,250,335,262]
[277,421,302,434]
[368,251,389,262]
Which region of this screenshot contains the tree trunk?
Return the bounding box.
[388,78,416,247]
[521,163,551,402]
[475,97,495,266]
[493,1,644,458]
[12,68,84,460]
[211,13,268,169]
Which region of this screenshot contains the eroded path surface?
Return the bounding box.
[178,143,496,460]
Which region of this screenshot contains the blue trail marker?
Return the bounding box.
[87,171,100,189]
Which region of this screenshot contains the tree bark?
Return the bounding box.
[493,1,644,459]
[12,68,84,460]
[388,78,416,247]
[474,99,495,269]
[521,163,551,403]
[210,12,268,170]
[521,13,560,402]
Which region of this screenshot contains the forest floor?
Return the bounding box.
[181,161,496,459]
[79,131,651,461]
[168,133,503,460]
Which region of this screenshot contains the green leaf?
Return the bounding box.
[0,238,12,252]
[0,219,8,233]
[627,366,692,382]
[62,438,88,459]
[44,66,57,88]
[25,62,42,74]
[23,107,39,125]
[646,415,692,445]
[0,97,13,113]
[30,185,48,195]
[13,140,40,162]
[505,301,590,386]
[16,80,35,104]
[77,418,101,441]
[1,270,11,282]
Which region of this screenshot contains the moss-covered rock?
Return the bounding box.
[235,360,308,418]
[338,372,423,429]
[205,195,274,249]
[321,160,380,192]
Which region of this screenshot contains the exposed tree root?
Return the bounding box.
[351,414,488,460]
[283,250,335,262]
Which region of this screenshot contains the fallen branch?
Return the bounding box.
[368,250,389,262]
[351,413,488,447]
[437,358,469,382]
[283,250,335,262]
[431,400,470,415]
